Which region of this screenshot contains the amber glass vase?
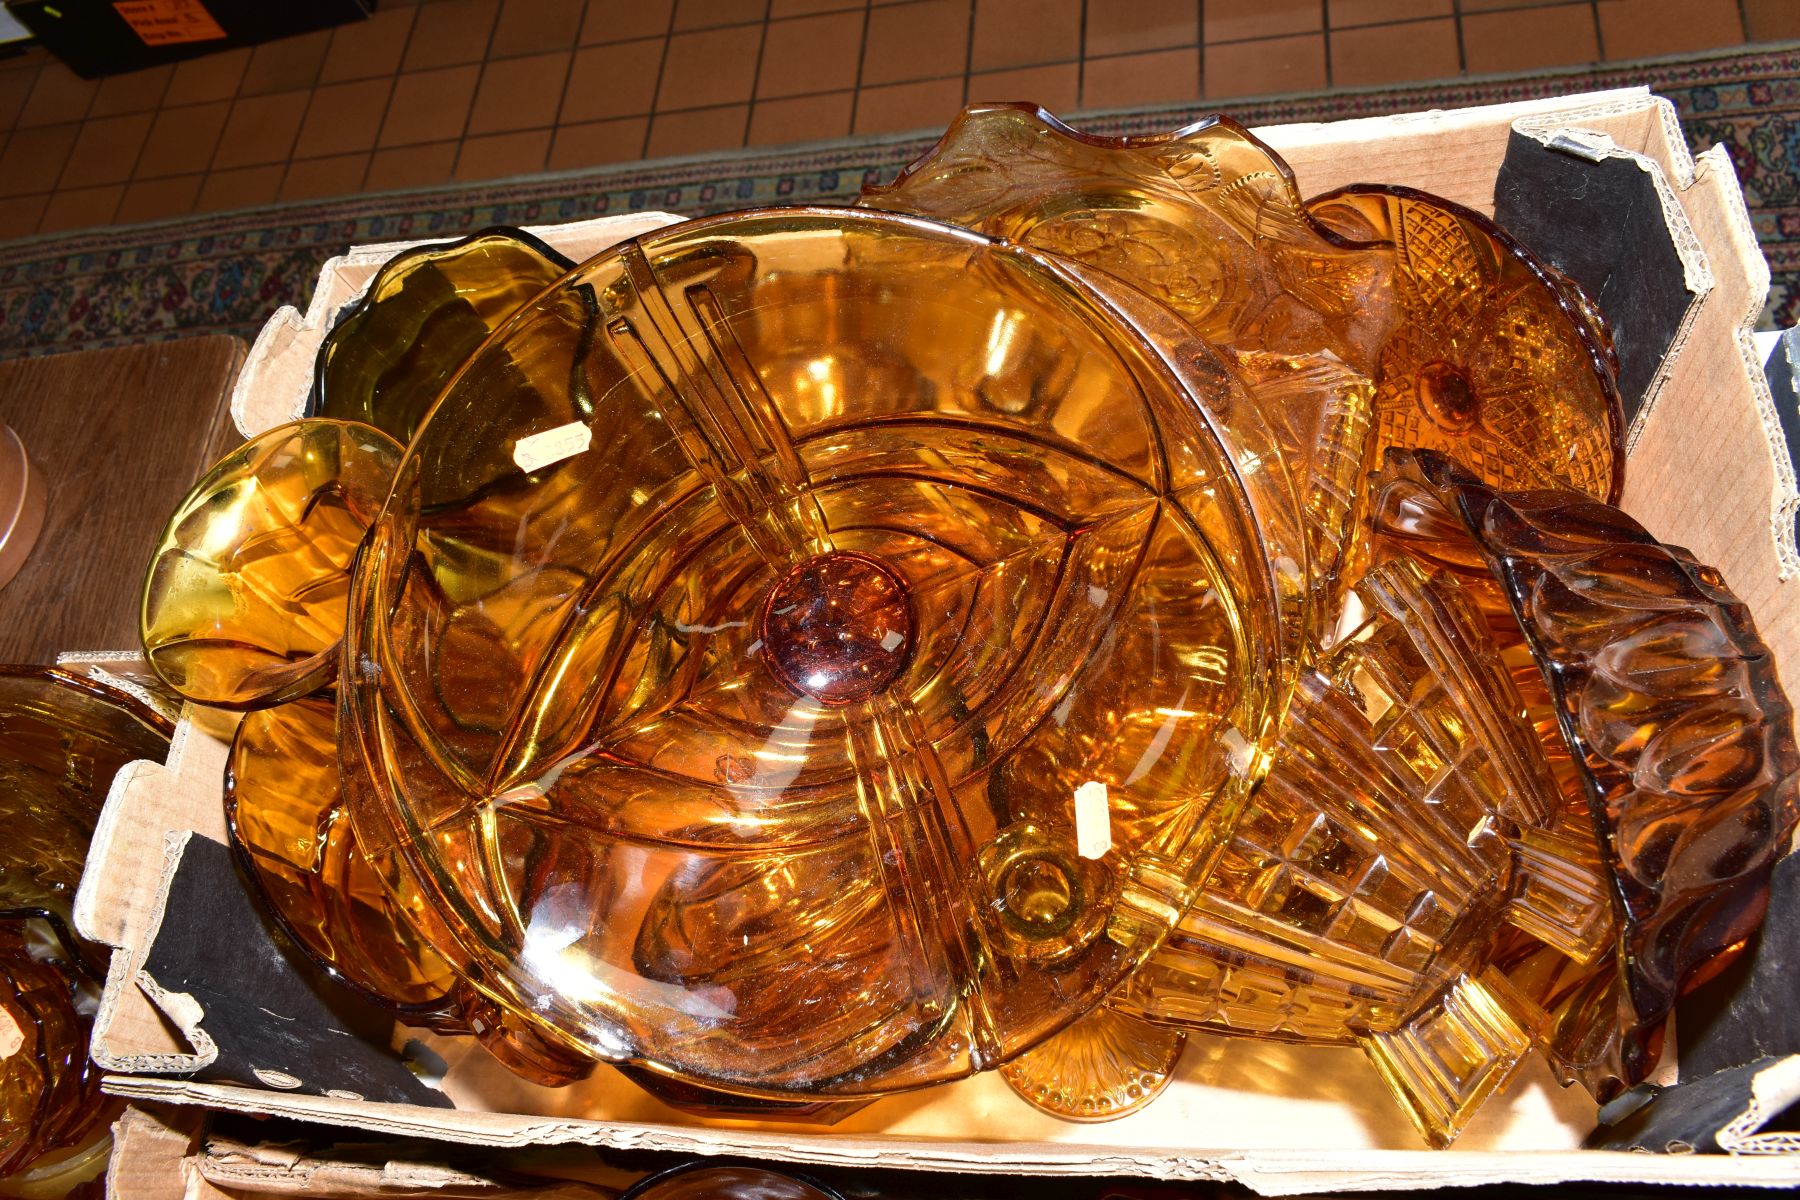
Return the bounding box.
[337,206,1293,1100]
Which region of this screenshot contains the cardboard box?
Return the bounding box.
[71,89,1800,1194]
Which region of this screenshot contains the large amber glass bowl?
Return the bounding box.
[340,207,1285,1099]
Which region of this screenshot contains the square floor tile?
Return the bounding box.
[381,65,481,147]
[1464,4,1597,73]
[1596,0,1745,58]
[0,193,49,240]
[165,48,252,107]
[0,69,37,132]
[966,61,1078,111]
[367,140,461,189]
[322,7,419,83]
[404,0,501,70]
[280,151,371,201]
[1087,0,1200,58]
[659,26,763,109]
[0,124,78,196]
[196,163,285,212]
[970,0,1082,72]
[549,116,650,167]
[1329,17,1459,85]
[88,66,172,118]
[757,10,864,99]
[294,78,393,158]
[674,0,768,31]
[1744,0,1800,39]
[39,183,122,233]
[136,101,230,178]
[862,0,971,87]
[1205,0,1323,42]
[213,92,311,170]
[1081,46,1199,108]
[564,39,665,121]
[241,29,333,97]
[455,127,553,178]
[852,76,964,134]
[1205,32,1326,97]
[747,89,853,144]
[468,51,572,134]
[115,173,203,224]
[59,112,155,189]
[646,102,748,154]
[581,0,676,43]
[491,0,585,57]
[18,65,97,128]
[1327,0,1452,26]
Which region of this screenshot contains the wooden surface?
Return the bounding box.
[0,337,245,664]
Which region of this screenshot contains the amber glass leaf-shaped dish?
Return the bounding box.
[141,420,404,710]
[312,228,575,446]
[340,206,1285,1100]
[1371,448,1800,1086]
[226,694,458,1014]
[1305,186,1623,504]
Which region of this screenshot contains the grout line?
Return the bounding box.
[960,0,977,106]
[548,0,598,158]
[1076,0,1088,104]
[847,0,873,135]
[742,0,774,149]
[1196,0,1205,96]
[1452,0,1468,74]
[1590,0,1607,59]
[357,4,423,191]
[450,2,510,180]
[640,1,681,159]
[1321,0,1334,87]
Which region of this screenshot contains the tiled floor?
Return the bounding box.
[0,0,1796,241]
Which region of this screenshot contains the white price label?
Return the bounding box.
[1074,779,1112,860]
[0,1006,22,1060]
[513,421,593,474]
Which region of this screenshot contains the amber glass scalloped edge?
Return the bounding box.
[305,225,578,424]
[220,712,461,1023]
[860,102,1388,256]
[0,663,176,742]
[1307,183,1626,507]
[1377,448,1798,1085]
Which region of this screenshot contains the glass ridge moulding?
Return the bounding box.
[1370,448,1800,1088]
[338,206,1289,1099]
[140,420,404,710]
[859,105,1624,603]
[311,227,576,446]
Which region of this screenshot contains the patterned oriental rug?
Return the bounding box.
[0,42,1796,360]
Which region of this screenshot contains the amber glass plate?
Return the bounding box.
[140,420,403,710]
[1305,185,1623,504]
[339,206,1286,1100]
[312,227,575,446]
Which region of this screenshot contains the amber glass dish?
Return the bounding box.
[339,206,1287,1099]
[140,420,402,710]
[312,228,575,446]
[0,667,171,1189]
